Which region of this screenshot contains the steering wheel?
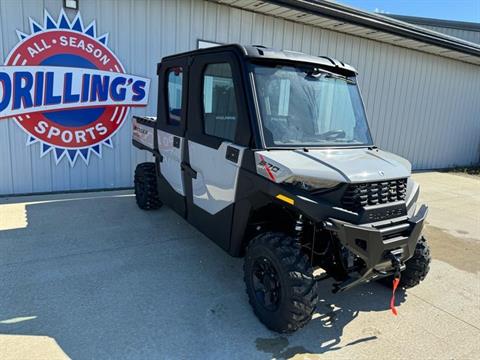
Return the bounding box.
[301,130,346,142]
[319,129,346,140]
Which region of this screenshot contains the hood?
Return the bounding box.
[254,147,411,185]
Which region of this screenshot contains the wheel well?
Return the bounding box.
[241,203,298,254]
[240,202,345,276]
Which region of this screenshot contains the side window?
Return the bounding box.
[167,67,183,126]
[202,63,238,141]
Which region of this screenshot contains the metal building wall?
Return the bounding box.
[0,0,479,195]
[418,24,480,45]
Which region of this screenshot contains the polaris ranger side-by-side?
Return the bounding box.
[132,44,431,333]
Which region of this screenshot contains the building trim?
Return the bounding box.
[267,0,480,57]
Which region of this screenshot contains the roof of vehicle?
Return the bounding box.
[243,45,357,74]
[161,44,357,76]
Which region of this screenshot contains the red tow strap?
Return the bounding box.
[390,277,400,316]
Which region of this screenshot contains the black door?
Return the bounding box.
[183,50,251,251]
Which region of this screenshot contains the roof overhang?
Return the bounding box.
[210,0,480,66]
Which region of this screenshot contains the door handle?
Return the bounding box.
[154,150,163,162]
[181,162,197,179]
[225,146,239,163]
[173,136,181,148]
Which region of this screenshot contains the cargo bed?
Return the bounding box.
[132,115,156,153]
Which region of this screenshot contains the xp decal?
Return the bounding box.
[255,152,288,183]
[0,10,150,165]
[258,154,279,181]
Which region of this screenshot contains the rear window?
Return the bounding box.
[167,67,183,126]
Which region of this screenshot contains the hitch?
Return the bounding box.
[388,251,403,279]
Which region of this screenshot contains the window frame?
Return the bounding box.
[157,57,188,137]
[201,62,239,142]
[187,51,251,149]
[166,66,184,127]
[250,61,374,149]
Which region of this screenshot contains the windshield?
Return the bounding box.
[252,64,373,147]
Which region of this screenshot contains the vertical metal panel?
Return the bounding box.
[251,12,264,46]
[0,0,479,195]
[0,1,14,195]
[420,24,480,45]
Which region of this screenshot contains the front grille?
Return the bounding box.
[342,178,407,211]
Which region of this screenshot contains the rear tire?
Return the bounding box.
[244,232,318,333]
[380,236,431,288]
[134,162,162,210]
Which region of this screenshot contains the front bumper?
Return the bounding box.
[325,204,428,272]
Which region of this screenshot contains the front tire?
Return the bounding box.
[244,232,318,333]
[134,162,162,210]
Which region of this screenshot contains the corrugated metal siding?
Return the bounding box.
[0,0,479,195]
[419,24,480,45]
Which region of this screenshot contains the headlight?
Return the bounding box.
[287,177,340,192]
[291,180,316,191]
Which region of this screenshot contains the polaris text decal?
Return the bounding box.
[0,10,150,165]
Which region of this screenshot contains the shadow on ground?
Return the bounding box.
[0,193,405,359]
[253,280,406,359]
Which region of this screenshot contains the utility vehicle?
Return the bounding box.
[132,44,431,333]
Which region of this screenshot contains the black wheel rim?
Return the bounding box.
[252,257,281,311]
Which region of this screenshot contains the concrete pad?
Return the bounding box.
[0,172,479,359]
[0,334,68,360]
[413,172,480,241]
